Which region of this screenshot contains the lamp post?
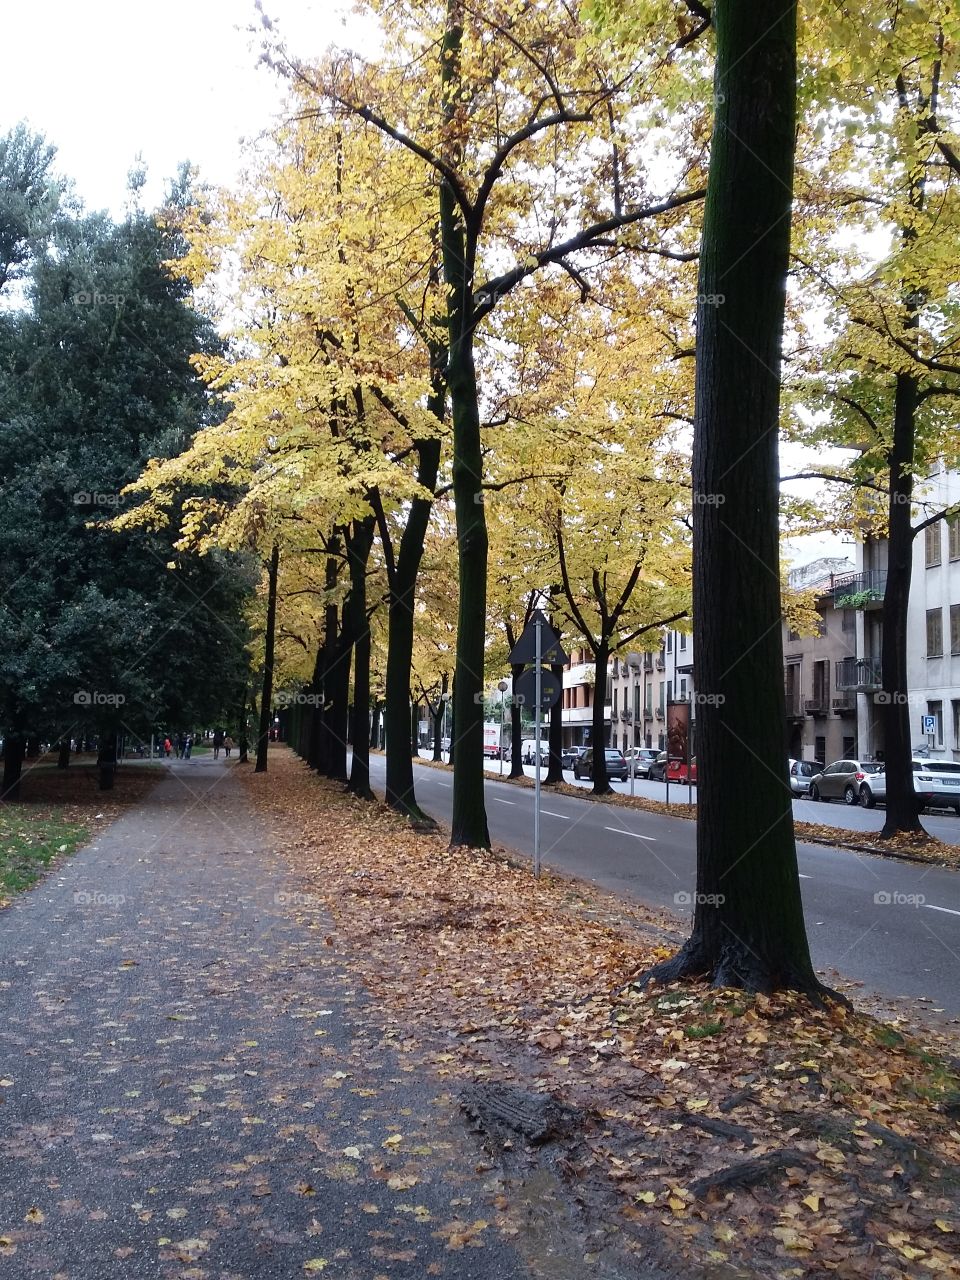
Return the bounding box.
[497,678,509,776]
[441,691,451,762]
[627,651,642,797]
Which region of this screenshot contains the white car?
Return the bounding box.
[855,759,959,811]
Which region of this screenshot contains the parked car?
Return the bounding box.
[573,747,629,782]
[809,759,885,805]
[666,756,697,784]
[561,745,587,770]
[521,740,550,765]
[857,759,956,811]
[625,747,660,778]
[648,751,668,782]
[788,759,821,797]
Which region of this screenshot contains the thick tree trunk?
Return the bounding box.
[369,702,381,749]
[591,642,612,795]
[508,665,525,778]
[347,516,375,799]
[2,733,25,802]
[57,739,71,769]
[880,372,925,835]
[255,543,280,774]
[97,730,117,791]
[643,0,823,996]
[441,4,489,850]
[26,735,40,759]
[545,663,564,784]
[325,603,351,782]
[384,438,441,819]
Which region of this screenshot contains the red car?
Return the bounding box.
[666,756,697,784]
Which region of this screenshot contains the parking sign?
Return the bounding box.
[922,714,937,735]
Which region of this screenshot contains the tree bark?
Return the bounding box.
[347,515,376,799]
[508,664,525,778]
[441,2,489,850]
[384,439,441,818]
[642,0,824,996]
[57,739,71,769]
[880,372,925,835]
[255,542,280,774]
[97,730,117,791]
[2,733,24,802]
[325,602,351,782]
[545,659,565,784]
[591,641,612,795]
[369,702,381,749]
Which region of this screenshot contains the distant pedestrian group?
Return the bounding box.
[174,734,193,760]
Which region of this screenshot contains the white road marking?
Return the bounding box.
[494,798,516,805]
[925,904,960,917]
[435,781,451,788]
[540,810,570,820]
[604,826,656,842]
[799,874,811,880]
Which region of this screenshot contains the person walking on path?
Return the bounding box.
[213,727,225,760]
[163,735,172,758]
[223,734,234,758]
[183,733,193,760]
[175,733,185,759]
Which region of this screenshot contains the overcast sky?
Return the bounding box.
[0,0,365,214]
[3,1,843,568]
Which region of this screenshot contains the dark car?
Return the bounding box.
[573,748,629,782]
[648,751,668,781]
[561,745,587,770]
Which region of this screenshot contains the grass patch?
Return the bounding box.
[0,808,89,900]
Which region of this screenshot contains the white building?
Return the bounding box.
[607,627,694,754]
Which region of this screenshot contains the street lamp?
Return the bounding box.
[627,651,642,797]
[497,678,509,776]
[441,691,451,762]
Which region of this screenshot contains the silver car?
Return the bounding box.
[809,759,883,806]
[788,759,821,796]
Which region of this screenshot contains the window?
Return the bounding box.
[667,680,673,704]
[817,613,827,637]
[813,660,830,705]
[925,521,942,567]
[927,701,943,746]
[952,604,960,655]
[842,609,855,633]
[787,626,800,643]
[927,608,943,657]
[950,516,960,561]
[815,736,826,764]
[953,700,960,752]
[679,632,687,651]
[842,736,856,758]
[680,678,688,700]
[667,632,673,653]
[612,687,618,715]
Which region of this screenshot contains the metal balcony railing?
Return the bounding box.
[835,657,882,691]
[829,570,887,607]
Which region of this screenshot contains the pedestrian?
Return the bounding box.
[163,736,172,758]
[184,734,193,760]
[223,734,234,758]
[175,733,184,759]
[213,727,225,760]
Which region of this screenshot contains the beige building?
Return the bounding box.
[783,557,860,764]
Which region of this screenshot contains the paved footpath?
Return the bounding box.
[0,757,532,1280]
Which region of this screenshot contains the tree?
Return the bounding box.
[644,0,826,994]
[282,0,706,847]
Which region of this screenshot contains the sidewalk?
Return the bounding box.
[0,756,529,1278]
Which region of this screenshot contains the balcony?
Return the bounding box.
[835,657,882,692]
[655,707,665,720]
[619,709,633,722]
[643,706,653,720]
[805,696,828,717]
[655,656,666,671]
[828,570,887,609]
[832,690,857,716]
[784,687,804,719]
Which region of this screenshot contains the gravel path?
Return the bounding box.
[0,756,529,1279]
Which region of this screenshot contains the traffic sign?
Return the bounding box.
[508,609,569,667]
[515,665,562,713]
[922,714,937,735]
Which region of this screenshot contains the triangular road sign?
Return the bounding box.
[508,608,569,666]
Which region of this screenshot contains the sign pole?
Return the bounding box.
[534,615,542,881]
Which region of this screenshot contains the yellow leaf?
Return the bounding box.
[24,1207,44,1224]
[934,1219,954,1233]
[303,1261,328,1274]
[383,1134,403,1148]
[668,1196,686,1214]
[635,1191,656,1204]
[342,1146,361,1159]
[801,1194,821,1212]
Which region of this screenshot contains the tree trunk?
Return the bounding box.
[509,665,525,778]
[2,733,25,802]
[440,3,489,850]
[880,372,925,835]
[237,687,250,764]
[642,0,823,996]
[97,730,117,791]
[545,658,564,784]
[591,641,612,795]
[255,542,280,774]
[347,516,375,799]
[369,702,381,749]
[26,735,40,759]
[325,603,351,782]
[57,739,71,769]
[384,437,441,819]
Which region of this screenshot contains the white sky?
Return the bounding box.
[0,0,367,215]
[3,1,845,568]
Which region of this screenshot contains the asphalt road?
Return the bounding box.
[368,754,960,1016]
